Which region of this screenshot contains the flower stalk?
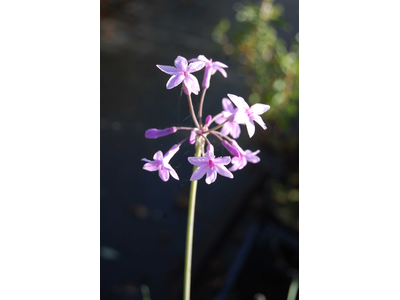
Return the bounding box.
[184,140,202,300]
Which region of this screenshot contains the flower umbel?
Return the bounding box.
[144,54,271,183]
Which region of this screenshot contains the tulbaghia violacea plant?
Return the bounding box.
[142,55,270,300]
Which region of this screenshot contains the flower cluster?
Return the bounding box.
[143,55,270,184]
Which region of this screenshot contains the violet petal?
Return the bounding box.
[166,74,185,89]
[156,65,180,75]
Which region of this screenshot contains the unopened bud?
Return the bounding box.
[145,127,177,139]
[222,140,241,157]
[205,115,212,128]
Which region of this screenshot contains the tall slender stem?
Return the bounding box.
[184,141,201,300]
[187,93,201,129]
[198,88,207,127]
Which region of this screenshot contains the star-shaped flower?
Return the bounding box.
[227,94,270,138]
[188,145,233,184]
[157,56,205,95]
[230,149,261,172]
[142,144,180,182]
[214,97,241,139]
[189,55,228,89]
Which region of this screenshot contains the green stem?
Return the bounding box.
[183,141,201,300]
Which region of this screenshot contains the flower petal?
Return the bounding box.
[215,111,230,124]
[196,55,209,63]
[222,98,235,113]
[205,168,217,184]
[220,123,231,136]
[187,61,205,73]
[153,151,163,161]
[231,122,241,139]
[169,167,180,180]
[233,110,249,124]
[252,115,267,130]
[246,119,256,138]
[214,164,234,179]
[188,157,206,166]
[250,103,270,115]
[232,156,247,170]
[166,74,185,89]
[164,144,180,163]
[214,156,231,165]
[229,159,240,172]
[215,67,227,78]
[205,144,215,160]
[227,94,249,109]
[142,162,158,172]
[158,167,170,182]
[156,65,180,75]
[174,56,188,71]
[213,61,228,68]
[245,150,260,164]
[184,74,200,95]
[190,165,207,181]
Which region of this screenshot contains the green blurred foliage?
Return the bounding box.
[213,0,299,130]
[213,0,299,229]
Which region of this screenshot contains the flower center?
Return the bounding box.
[246,108,253,117]
[207,159,214,168]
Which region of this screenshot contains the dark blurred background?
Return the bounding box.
[100,0,298,299]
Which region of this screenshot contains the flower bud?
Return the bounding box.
[204,115,212,128]
[222,140,241,157]
[145,127,177,139]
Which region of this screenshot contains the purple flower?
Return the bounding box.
[157,56,205,95]
[145,127,177,139]
[188,145,233,184]
[189,55,228,89]
[142,144,180,182]
[215,98,241,139]
[227,94,270,138]
[229,142,261,172]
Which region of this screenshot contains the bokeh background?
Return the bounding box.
[100,0,298,299]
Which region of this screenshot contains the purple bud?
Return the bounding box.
[222,140,241,157]
[145,127,177,139]
[189,130,196,145]
[205,115,212,128]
